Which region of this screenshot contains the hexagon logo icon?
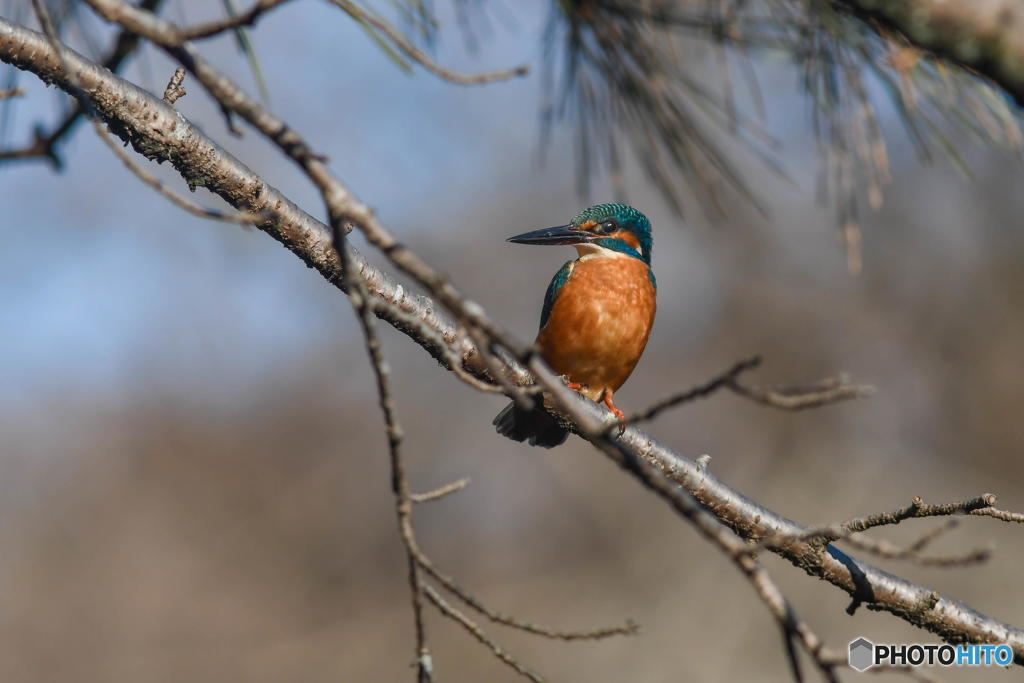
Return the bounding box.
[848,637,875,671]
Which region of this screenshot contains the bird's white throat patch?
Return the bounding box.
[574,242,634,262]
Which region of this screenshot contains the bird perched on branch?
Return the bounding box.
[494,203,656,447]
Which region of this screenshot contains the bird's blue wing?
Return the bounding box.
[540,260,575,330]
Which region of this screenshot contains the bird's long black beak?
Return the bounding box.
[506,224,594,246]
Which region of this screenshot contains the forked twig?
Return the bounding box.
[751,494,1016,569]
[615,356,873,434]
[613,356,762,429]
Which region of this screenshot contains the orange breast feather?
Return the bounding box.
[535,256,656,400]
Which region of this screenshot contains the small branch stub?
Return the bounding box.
[162,67,186,104]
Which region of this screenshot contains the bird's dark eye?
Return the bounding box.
[599,221,616,234]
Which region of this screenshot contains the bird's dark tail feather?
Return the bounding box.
[493,402,569,448]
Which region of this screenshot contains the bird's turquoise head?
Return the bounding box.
[507,203,653,265]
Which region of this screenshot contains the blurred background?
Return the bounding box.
[1,1,1023,681]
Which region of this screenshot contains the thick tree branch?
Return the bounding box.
[833,0,1024,107]
[2,15,1023,667]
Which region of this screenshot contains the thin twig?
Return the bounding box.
[728,374,875,410]
[429,568,637,641]
[179,0,293,40]
[411,478,470,504]
[613,356,762,430]
[422,583,545,683]
[907,518,959,553]
[971,506,1024,524]
[832,518,990,568]
[330,220,434,682]
[0,86,24,99]
[752,494,1010,568]
[94,119,264,225]
[404,525,638,640]
[759,494,997,546]
[841,532,990,568]
[845,494,998,532]
[162,67,186,104]
[613,356,873,435]
[325,0,528,85]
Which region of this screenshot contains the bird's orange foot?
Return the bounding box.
[603,392,627,435]
[566,381,584,392]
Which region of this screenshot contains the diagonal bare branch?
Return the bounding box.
[2,16,1022,670]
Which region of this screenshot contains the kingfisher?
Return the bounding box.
[493,203,656,447]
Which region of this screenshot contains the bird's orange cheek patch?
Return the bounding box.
[611,230,641,251]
